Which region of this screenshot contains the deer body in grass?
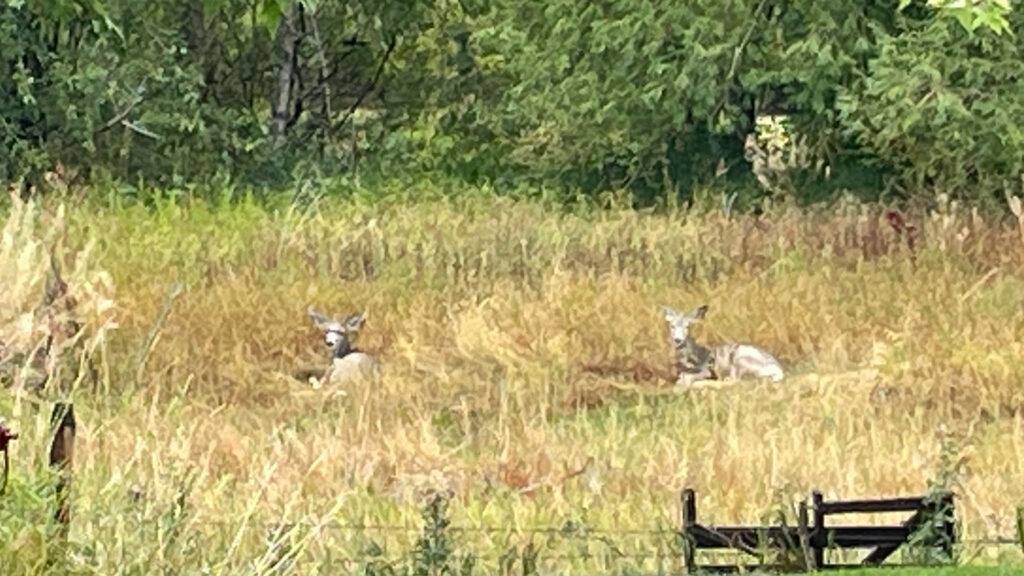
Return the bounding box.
[296,306,381,388]
[661,304,784,386]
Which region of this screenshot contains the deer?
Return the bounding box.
[661,303,784,386]
[296,306,381,388]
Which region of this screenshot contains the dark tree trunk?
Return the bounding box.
[269,2,302,148]
[181,0,211,103]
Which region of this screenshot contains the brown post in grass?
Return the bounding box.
[49,402,76,539]
[681,488,697,574]
[811,490,825,569]
[0,418,18,496]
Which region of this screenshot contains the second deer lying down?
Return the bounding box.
[661,303,784,386]
[296,306,381,388]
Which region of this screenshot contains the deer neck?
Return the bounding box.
[675,336,710,372]
[331,341,359,360]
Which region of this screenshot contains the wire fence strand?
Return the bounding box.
[80,509,1024,547]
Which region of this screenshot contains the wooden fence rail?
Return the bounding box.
[680,487,957,573]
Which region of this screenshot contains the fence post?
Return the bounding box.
[0,417,18,496]
[49,402,76,539]
[798,498,817,571]
[812,490,825,569]
[681,488,697,574]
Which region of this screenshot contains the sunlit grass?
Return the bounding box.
[2,185,1024,574]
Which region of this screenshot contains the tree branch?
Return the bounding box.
[708,0,768,133]
[94,82,147,135]
[330,35,396,133]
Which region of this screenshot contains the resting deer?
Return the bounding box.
[296,306,381,388]
[660,304,715,386]
[661,303,784,385]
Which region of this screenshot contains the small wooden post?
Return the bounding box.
[0,417,18,496]
[798,498,817,571]
[812,490,825,569]
[49,402,76,539]
[681,488,697,574]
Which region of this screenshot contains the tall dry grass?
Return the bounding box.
[2,187,1024,574]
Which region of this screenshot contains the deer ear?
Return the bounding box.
[307,305,332,327]
[344,312,366,331]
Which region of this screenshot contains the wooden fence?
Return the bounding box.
[679,487,957,573]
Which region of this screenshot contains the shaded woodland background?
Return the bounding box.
[2,0,1022,209]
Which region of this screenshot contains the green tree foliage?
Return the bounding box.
[838,0,1024,205]
[443,0,904,200]
[0,0,1021,206]
[0,0,433,189]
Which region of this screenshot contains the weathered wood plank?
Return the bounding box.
[818,497,928,515]
[49,402,76,538]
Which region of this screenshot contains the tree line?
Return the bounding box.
[1,0,1020,208]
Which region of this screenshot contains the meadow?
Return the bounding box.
[2,183,1024,575]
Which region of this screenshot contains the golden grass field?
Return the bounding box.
[2,186,1024,574]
